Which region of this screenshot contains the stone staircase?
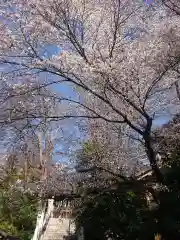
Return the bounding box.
[40,218,75,240]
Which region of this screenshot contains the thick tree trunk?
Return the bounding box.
[175,80,180,101]
[143,117,164,183]
[144,136,164,184]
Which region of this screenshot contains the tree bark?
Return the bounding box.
[143,117,164,183]
[175,80,180,101]
[144,136,164,184]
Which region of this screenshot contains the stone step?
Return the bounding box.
[43,231,67,233]
[40,217,75,240]
[45,232,67,234]
[43,238,64,240]
[44,232,67,234]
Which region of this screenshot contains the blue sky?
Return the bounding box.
[39,44,86,164]
[144,0,153,5]
[153,116,170,127]
[40,44,78,99]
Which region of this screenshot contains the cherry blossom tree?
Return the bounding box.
[162,0,180,16]
[1,0,180,182]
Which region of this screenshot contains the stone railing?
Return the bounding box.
[31,198,54,240]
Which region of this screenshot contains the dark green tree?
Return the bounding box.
[0,188,38,240]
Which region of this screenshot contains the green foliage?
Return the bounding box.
[150,116,180,239]
[74,140,156,239]
[75,140,107,173]
[83,141,105,156]
[0,189,38,240]
[75,183,156,240]
[0,222,19,236]
[154,158,180,239]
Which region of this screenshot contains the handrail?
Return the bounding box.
[40,199,54,238]
[31,198,54,240]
